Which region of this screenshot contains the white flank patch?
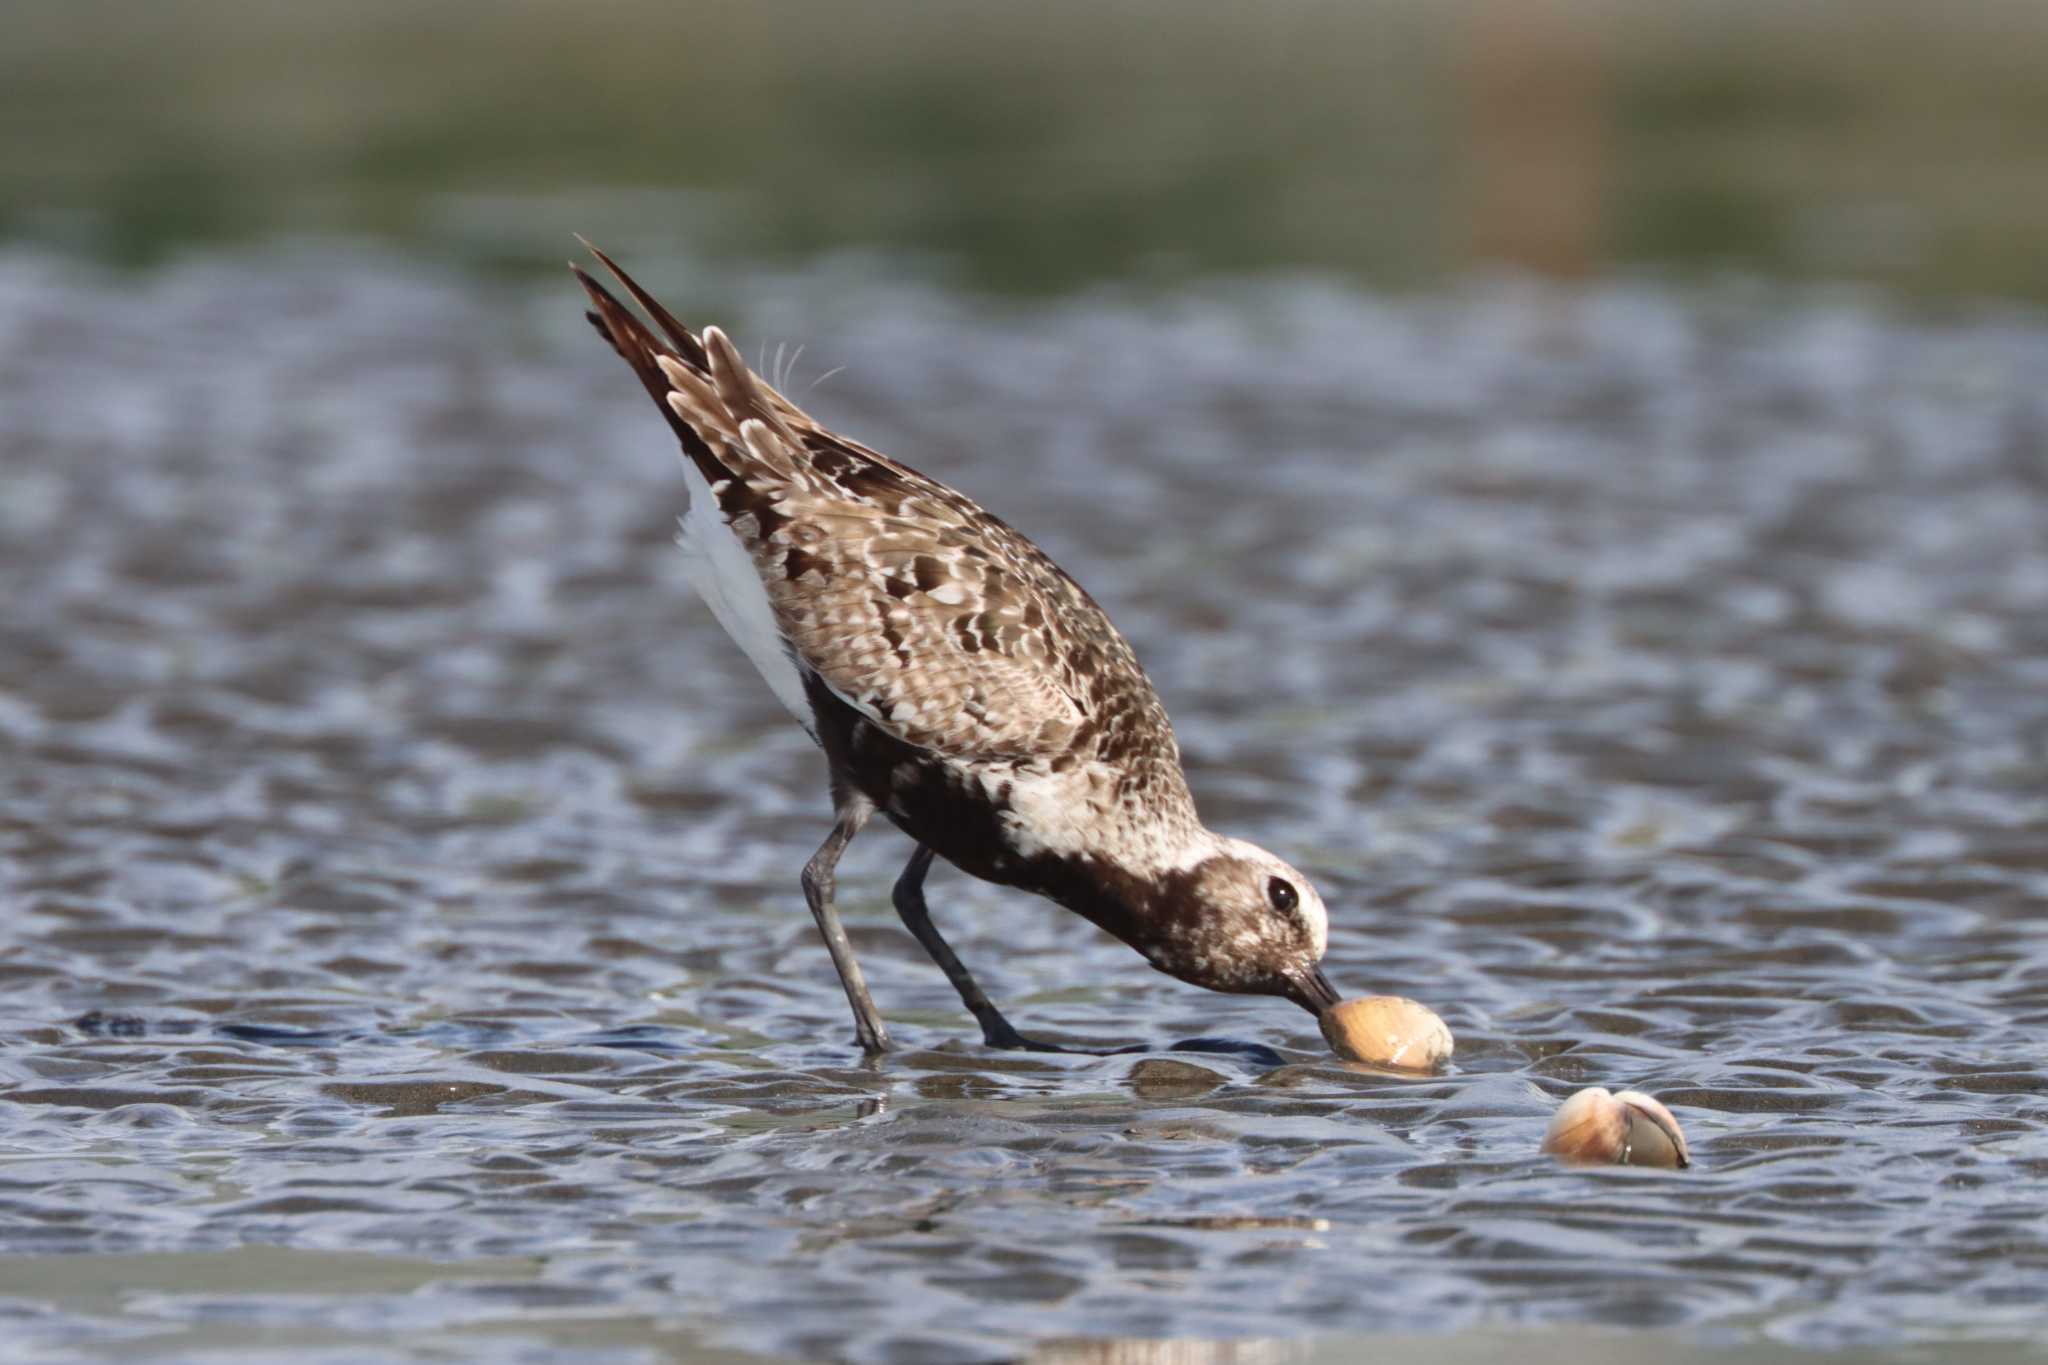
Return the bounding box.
[992,766,1096,862]
[994,763,1213,872]
[674,457,816,736]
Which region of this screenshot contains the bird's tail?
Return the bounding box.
[570,240,728,483]
[571,240,814,488]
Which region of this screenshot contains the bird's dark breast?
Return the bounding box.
[799,673,1207,972]
[801,671,997,860]
[801,671,1110,909]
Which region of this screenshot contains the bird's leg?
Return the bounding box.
[892,844,1078,1053]
[801,796,890,1055]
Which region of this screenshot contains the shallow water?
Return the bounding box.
[2,249,2047,1362]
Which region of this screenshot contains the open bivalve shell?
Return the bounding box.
[1541,1087,1690,1168]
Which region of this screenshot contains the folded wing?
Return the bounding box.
[575,247,1168,769]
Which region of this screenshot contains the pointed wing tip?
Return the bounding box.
[578,235,629,281]
[570,234,610,280]
[573,242,709,369]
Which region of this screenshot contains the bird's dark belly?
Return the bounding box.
[876,757,1024,885]
[803,672,1037,891]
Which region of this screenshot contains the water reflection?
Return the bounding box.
[1035,1340,1299,1365]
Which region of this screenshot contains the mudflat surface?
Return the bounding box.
[2,251,2046,1361]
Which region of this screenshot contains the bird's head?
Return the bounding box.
[1134,835,1339,1014]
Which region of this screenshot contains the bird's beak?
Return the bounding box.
[1286,963,1342,1015]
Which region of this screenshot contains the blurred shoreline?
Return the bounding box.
[8,0,2048,303]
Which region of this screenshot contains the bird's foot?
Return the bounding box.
[977,1014,1097,1054]
[855,1020,892,1056]
[973,1013,1286,1065]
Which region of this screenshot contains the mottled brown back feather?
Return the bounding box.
[572,245,1197,832]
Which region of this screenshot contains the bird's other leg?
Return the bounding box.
[891,844,1075,1053]
[801,794,890,1055]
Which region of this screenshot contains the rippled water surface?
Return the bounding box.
[3,250,2047,1362]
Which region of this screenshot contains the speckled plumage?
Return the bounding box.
[575,245,1337,1053]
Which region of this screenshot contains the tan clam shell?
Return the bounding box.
[1318,995,1454,1071]
[1542,1086,1690,1168]
[1613,1089,1690,1168]
[1542,1086,1629,1163]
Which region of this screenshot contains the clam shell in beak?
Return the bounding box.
[1318,995,1454,1071]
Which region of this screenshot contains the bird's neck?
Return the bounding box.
[1037,827,1222,969]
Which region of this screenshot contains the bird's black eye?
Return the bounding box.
[1267,877,1298,914]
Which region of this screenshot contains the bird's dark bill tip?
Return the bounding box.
[1289,964,1342,1015]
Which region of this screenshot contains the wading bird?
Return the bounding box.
[575,246,1338,1054]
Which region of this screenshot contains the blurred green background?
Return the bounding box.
[7,0,2048,300]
